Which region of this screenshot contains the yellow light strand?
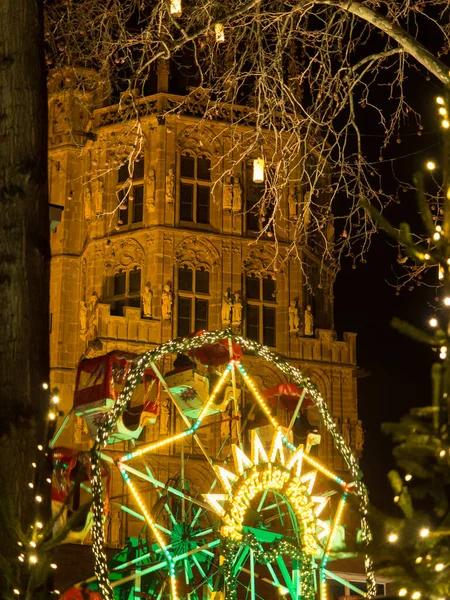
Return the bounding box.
[119,466,178,600]
[195,364,232,423]
[121,430,190,462]
[323,493,347,558]
[238,365,280,430]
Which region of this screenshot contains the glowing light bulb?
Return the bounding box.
[388,533,398,543]
[13,590,20,596]
[37,445,43,451]
[419,528,429,538]
[393,495,400,503]
[50,563,57,569]
[439,107,448,116]
[29,555,37,564]
[18,555,24,562]
[412,593,421,600]
[170,0,181,15]
[442,120,450,129]
[253,157,265,183]
[36,522,43,529]
[35,495,42,503]
[440,449,446,457]
[435,563,444,572]
[51,395,60,404]
[398,589,407,597]
[427,161,436,171]
[433,232,441,241]
[29,541,36,548]
[279,587,289,596]
[424,253,431,260]
[42,383,49,390]
[405,473,412,481]
[415,556,423,564]
[437,97,445,105]
[28,483,34,489]
[48,411,56,420]
[429,318,438,327]
[444,297,450,306]
[215,23,225,43]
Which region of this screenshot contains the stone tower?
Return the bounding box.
[48,66,360,559]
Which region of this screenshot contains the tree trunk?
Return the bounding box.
[0,0,50,596]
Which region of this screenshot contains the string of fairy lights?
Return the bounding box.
[87,329,377,600]
[13,384,62,598]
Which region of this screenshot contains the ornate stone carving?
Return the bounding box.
[84,186,94,221]
[304,304,314,337]
[177,122,221,154]
[174,236,220,268]
[232,291,242,325]
[355,420,364,451]
[222,288,232,325]
[163,234,174,248]
[165,168,175,206]
[142,282,153,318]
[105,238,145,272]
[341,417,351,446]
[232,177,242,212]
[223,177,233,212]
[146,168,156,212]
[161,283,173,321]
[87,291,99,341]
[288,186,298,218]
[243,244,277,274]
[288,300,299,333]
[79,300,88,339]
[92,178,104,213]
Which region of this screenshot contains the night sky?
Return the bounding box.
[333,71,443,511]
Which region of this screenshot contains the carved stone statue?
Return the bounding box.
[355,419,364,451]
[93,178,104,213]
[222,288,232,325]
[223,176,233,212]
[109,510,122,547]
[160,397,170,436]
[142,282,153,318]
[232,291,242,325]
[288,300,299,333]
[79,300,87,338]
[84,186,93,221]
[341,417,351,446]
[232,177,242,212]
[166,168,175,206]
[304,304,314,336]
[288,186,297,218]
[161,283,173,320]
[87,292,99,341]
[146,168,156,212]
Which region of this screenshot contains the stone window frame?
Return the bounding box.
[108,263,142,316]
[244,270,277,347]
[178,150,212,227]
[116,154,145,228]
[176,261,212,336]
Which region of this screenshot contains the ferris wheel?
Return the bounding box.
[53,331,375,600]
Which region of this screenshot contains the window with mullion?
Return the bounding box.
[110,267,141,316]
[245,274,276,347]
[177,266,210,335]
[179,153,211,225]
[117,156,144,227]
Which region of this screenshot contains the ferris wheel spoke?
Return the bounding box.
[191,554,213,590]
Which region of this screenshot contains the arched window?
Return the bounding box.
[177,264,210,336]
[245,273,276,347]
[110,266,142,316]
[179,152,211,224]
